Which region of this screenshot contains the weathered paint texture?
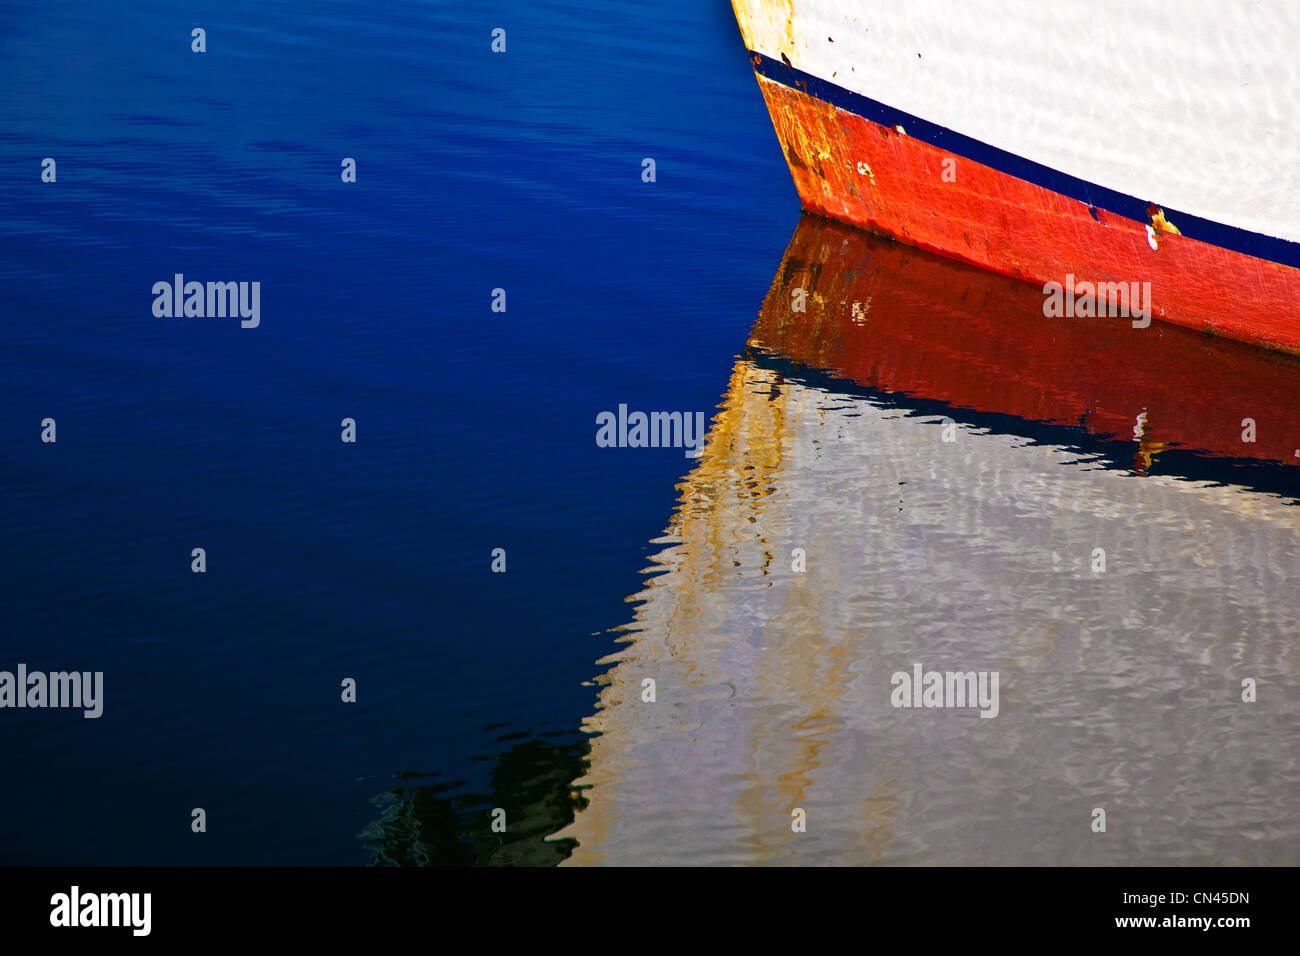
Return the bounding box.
[754,73,1300,354]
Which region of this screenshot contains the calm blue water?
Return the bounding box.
[0,0,794,864]
[5,2,1298,868]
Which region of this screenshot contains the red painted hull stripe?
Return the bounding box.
[752,52,1300,271]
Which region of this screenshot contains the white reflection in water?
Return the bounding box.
[557,360,1299,865]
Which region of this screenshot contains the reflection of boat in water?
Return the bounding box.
[553,216,1300,866]
[753,215,1300,481]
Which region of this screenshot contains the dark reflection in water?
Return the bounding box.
[362,734,589,866]
[554,216,1299,865]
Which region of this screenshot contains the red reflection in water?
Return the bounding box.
[754,216,1300,470]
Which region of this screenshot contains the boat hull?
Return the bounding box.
[734,1,1300,354]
